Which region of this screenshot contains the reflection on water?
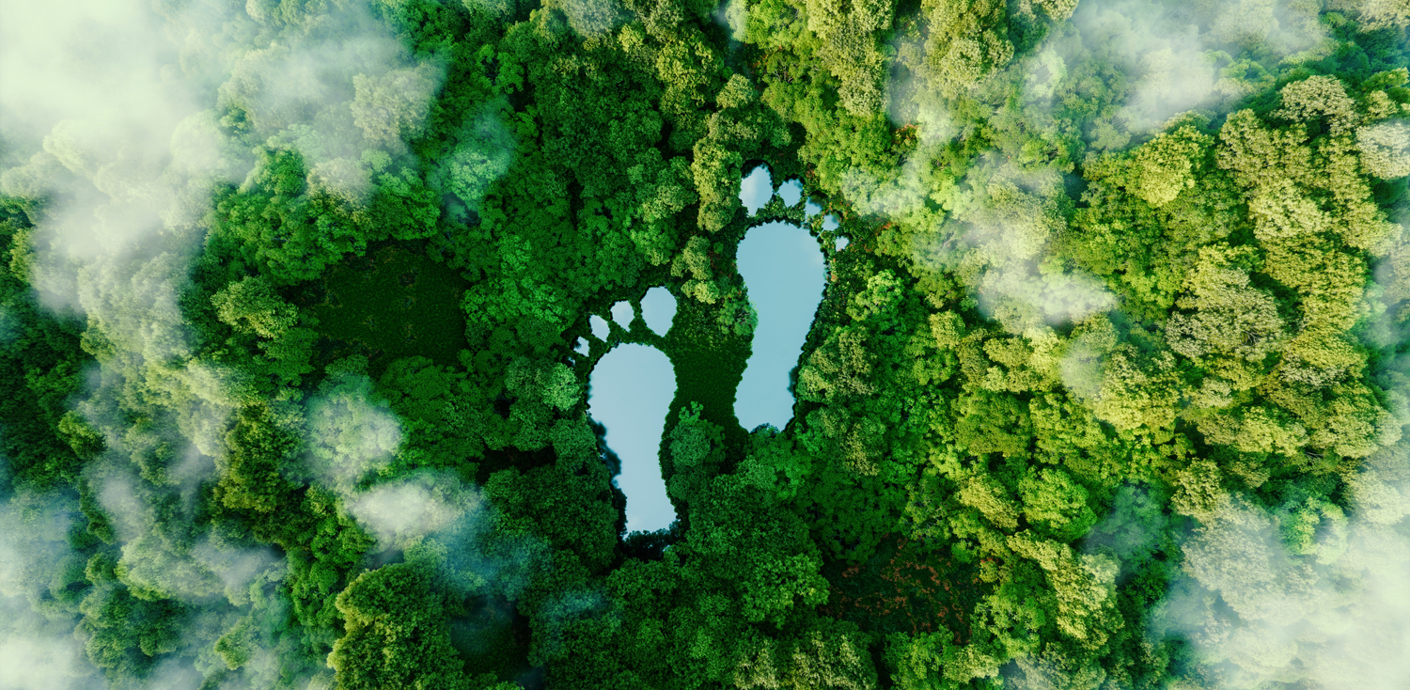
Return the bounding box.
[778,179,802,206]
[741,165,772,215]
[584,165,822,534]
[640,287,676,336]
[610,299,633,327]
[589,314,609,340]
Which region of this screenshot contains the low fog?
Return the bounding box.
[0,0,1405,687]
[0,0,458,686]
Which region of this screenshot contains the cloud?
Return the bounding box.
[885,47,962,143]
[0,0,242,318]
[838,149,936,224]
[0,492,106,689]
[1057,326,1112,402]
[1068,1,1219,132]
[970,257,1117,332]
[82,459,283,611]
[909,160,1116,335]
[0,0,199,153]
[297,378,557,598]
[0,492,75,600]
[191,540,283,606]
[1154,450,1410,689]
[0,0,522,684]
[846,47,967,224]
[339,470,558,610]
[715,0,749,42]
[345,473,480,547]
[2,0,445,320]
[433,103,517,217]
[556,0,628,36]
[0,596,104,690]
[866,102,1119,339]
[302,371,405,495]
[1083,483,1170,565]
[1067,0,1330,134]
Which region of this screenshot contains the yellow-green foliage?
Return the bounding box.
[0,1,1406,689]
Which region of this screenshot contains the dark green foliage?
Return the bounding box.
[0,218,89,490]
[330,560,479,689]
[289,243,470,376]
[78,584,186,676]
[820,535,985,641]
[2,0,1406,688]
[485,463,619,574]
[215,404,302,514]
[660,289,754,455]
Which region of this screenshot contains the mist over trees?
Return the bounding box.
[0,0,1407,688]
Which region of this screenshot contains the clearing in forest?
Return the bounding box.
[288,242,469,375]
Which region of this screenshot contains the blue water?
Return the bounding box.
[735,222,826,430]
[586,167,823,533]
[741,166,772,215]
[778,179,802,207]
[588,343,677,532]
[640,287,676,336]
[610,300,633,328]
[589,314,610,340]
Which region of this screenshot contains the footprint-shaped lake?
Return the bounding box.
[587,166,825,533]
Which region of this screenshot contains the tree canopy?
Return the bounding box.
[0,0,1407,688]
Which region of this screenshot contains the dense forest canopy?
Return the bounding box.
[0,0,1408,688]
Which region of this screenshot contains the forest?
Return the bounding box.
[0,0,1407,687]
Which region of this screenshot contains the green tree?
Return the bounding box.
[1019,467,1098,542]
[211,276,299,340]
[351,63,441,147]
[330,560,479,689]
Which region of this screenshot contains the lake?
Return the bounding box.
[734,221,825,431]
[587,166,824,533]
[586,343,676,533]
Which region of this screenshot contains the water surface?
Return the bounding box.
[588,343,677,532]
[741,166,772,215]
[734,222,826,430]
[583,166,824,533]
[640,287,676,336]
